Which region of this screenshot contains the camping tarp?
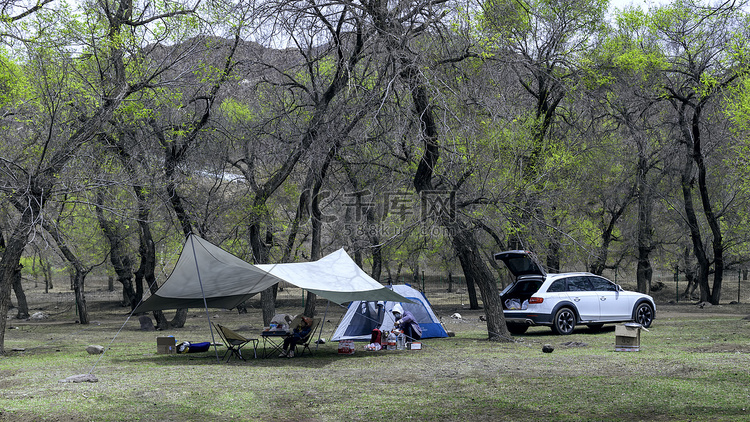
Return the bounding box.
[134,234,407,313]
[331,284,448,341]
[256,250,408,305]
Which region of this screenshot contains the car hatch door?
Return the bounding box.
[494,250,546,278]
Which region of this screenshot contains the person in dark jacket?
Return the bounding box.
[280,316,313,358]
[391,304,422,341]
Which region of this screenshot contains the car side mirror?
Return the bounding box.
[615,284,624,291]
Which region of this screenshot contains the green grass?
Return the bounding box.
[2,299,750,421]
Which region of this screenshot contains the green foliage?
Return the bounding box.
[479,0,530,39]
[0,50,28,107]
[220,97,255,123]
[724,75,750,132]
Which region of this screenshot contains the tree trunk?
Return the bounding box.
[590,200,631,277]
[681,146,711,302]
[338,154,383,281]
[95,198,139,309]
[303,186,323,318]
[402,62,508,340]
[0,224,30,353]
[12,265,29,319]
[636,152,654,293]
[370,243,383,282]
[43,258,52,292]
[251,222,276,325]
[134,203,167,329]
[304,145,336,318]
[464,273,480,310]
[162,144,196,327]
[694,135,724,304]
[451,225,510,341]
[678,247,694,299]
[678,104,719,303]
[72,268,89,325]
[42,221,90,324]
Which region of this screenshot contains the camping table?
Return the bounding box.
[260,331,289,358]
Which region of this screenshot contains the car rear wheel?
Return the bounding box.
[551,307,576,335]
[634,302,654,328]
[506,322,529,335]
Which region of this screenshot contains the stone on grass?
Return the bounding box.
[86,345,105,355]
[139,315,156,331]
[30,312,48,320]
[542,344,555,353]
[59,374,98,383]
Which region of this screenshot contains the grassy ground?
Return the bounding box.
[1,283,750,421]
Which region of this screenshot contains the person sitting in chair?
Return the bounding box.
[279,316,313,358]
[391,304,422,341]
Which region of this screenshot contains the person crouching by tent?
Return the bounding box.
[392,304,422,341]
[280,316,313,358]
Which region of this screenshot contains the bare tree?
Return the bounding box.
[0,0,209,353]
[651,1,749,304]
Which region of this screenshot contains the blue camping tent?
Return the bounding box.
[331,284,448,341]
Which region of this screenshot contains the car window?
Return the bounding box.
[500,283,515,296]
[566,276,593,292]
[588,276,617,292]
[505,257,542,276]
[547,279,567,292]
[517,280,543,295]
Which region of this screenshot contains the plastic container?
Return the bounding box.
[387,331,397,350]
[397,333,405,350]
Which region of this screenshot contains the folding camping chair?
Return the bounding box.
[213,323,259,362]
[294,318,321,357]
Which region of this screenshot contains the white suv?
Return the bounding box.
[495,250,656,335]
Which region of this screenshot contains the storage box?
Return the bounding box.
[615,324,642,352]
[157,336,176,354]
[408,342,422,350]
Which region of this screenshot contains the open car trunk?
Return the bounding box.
[500,277,544,310]
[495,250,546,310]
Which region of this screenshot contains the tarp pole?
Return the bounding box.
[316,300,329,351]
[190,234,221,364]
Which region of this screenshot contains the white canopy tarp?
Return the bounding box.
[134,234,407,313]
[256,250,408,305]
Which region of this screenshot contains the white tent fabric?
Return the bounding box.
[134,234,407,313]
[256,250,408,305]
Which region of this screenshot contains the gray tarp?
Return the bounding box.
[134,234,407,313]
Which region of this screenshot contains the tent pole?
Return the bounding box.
[190,234,221,364]
[316,300,329,351]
